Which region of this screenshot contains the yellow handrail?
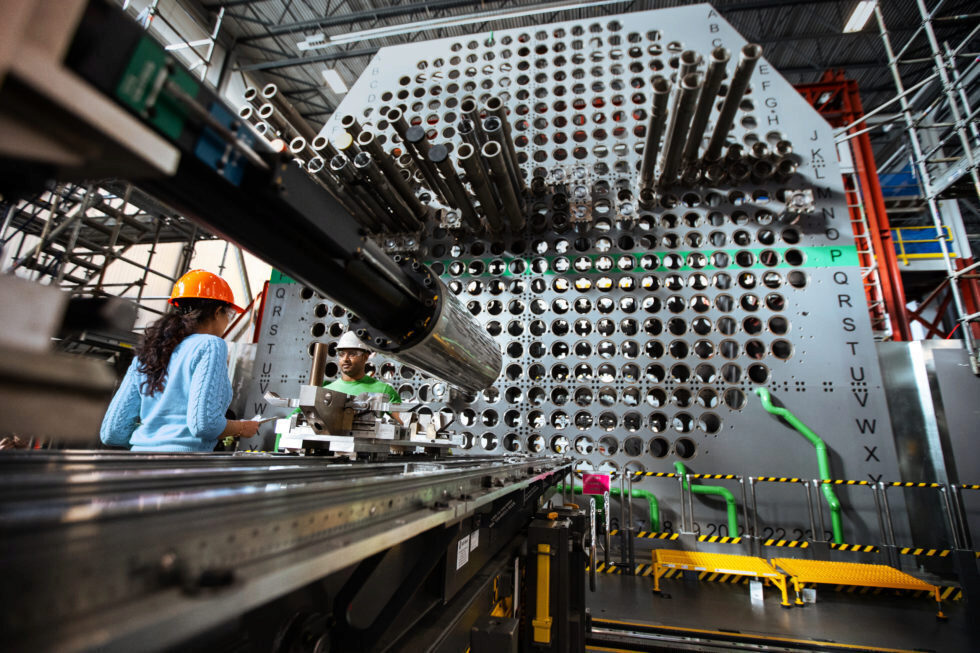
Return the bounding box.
[893,225,955,265]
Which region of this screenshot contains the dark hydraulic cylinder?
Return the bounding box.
[457,142,504,233]
[484,96,526,192]
[356,128,426,223]
[427,144,482,231]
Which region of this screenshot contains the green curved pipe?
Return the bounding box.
[755,387,844,544]
[673,462,739,537]
[558,484,660,532]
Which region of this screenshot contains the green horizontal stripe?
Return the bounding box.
[427,245,858,277]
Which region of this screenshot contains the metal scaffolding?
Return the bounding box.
[874,0,980,373]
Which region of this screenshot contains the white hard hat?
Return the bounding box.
[336,330,371,351]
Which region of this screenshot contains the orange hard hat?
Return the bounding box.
[170,269,244,313]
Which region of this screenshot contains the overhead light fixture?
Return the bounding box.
[843,0,877,33]
[321,68,348,94]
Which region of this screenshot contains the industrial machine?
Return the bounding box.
[0,1,977,651]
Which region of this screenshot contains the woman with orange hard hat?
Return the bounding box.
[100,269,260,451]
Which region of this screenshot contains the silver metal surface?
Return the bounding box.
[242,5,905,545]
[0,452,570,652]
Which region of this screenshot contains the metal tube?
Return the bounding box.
[627,472,635,573]
[309,342,328,386]
[261,83,317,142]
[704,43,763,162]
[311,135,341,162]
[405,126,456,205]
[258,102,299,140]
[878,483,898,547]
[386,107,412,140]
[482,116,523,202]
[678,474,689,533]
[802,480,817,542]
[482,140,524,231]
[458,119,495,195]
[950,485,971,549]
[812,480,827,541]
[619,473,627,567]
[685,474,695,533]
[775,158,797,183]
[512,557,520,618]
[603,489,611,566]
[750,159,774,184]
[738,477,751,540]
[243,86,258,103]
[329,155,388,231]
[639,76,671,190]
[289,136,316,160]
[460,97,486,145]
[484,96,526,191]
[457,142,505,232]
[428,144,482,231]
[678,49,700,77]
[238,104,254,122]
[357,129,426,222]
[339,114,363,139]
[333,131,361,161]
[682,47,729,168]
[658,72,702,188]
[353,151,415,231]
[939,486,962,550]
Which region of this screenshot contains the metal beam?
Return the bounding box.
[239,0,498,42]
[237,46,379,71]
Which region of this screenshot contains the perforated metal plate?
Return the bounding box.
[242,4,903,542]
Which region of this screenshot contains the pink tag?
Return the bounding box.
[582,473,610,495]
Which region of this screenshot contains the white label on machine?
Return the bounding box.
[456,535,470,569]
[470,530,479,551]
[802,588,817,603]
[750,580,764,603]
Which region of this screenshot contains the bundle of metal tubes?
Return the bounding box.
[637,43,795,195]
[389,97,526,235]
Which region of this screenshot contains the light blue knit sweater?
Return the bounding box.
[100,334,232,452]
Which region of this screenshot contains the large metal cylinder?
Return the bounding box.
[348,266,502,393]
[682,46,730,169]
[703,43,763,162]
[658,72,702,188]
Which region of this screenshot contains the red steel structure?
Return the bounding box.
[795,71,912,341]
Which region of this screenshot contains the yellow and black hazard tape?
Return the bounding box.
[631,471,677,478]
[608,529,737,544]
[691,473,739,480]
[888,481,941,488]
[822,479,872,485]
[763,538,810,548]
[830,542,879,553]
[961,484,980,490]
[899,547,950,557]
[754,477,804,483]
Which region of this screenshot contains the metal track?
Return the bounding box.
[0,452,570,652]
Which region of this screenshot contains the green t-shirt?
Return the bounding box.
[324,375,401,404]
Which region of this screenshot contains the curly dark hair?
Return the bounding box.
[136,298,228,396]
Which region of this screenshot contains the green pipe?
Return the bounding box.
[673,462,739,537]
[755,387,844,544]
[558,484,660,532]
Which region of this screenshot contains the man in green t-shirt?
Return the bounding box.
[328,331,402,423]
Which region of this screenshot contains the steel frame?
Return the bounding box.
[874,0,980,372]
[796,71,912,341]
